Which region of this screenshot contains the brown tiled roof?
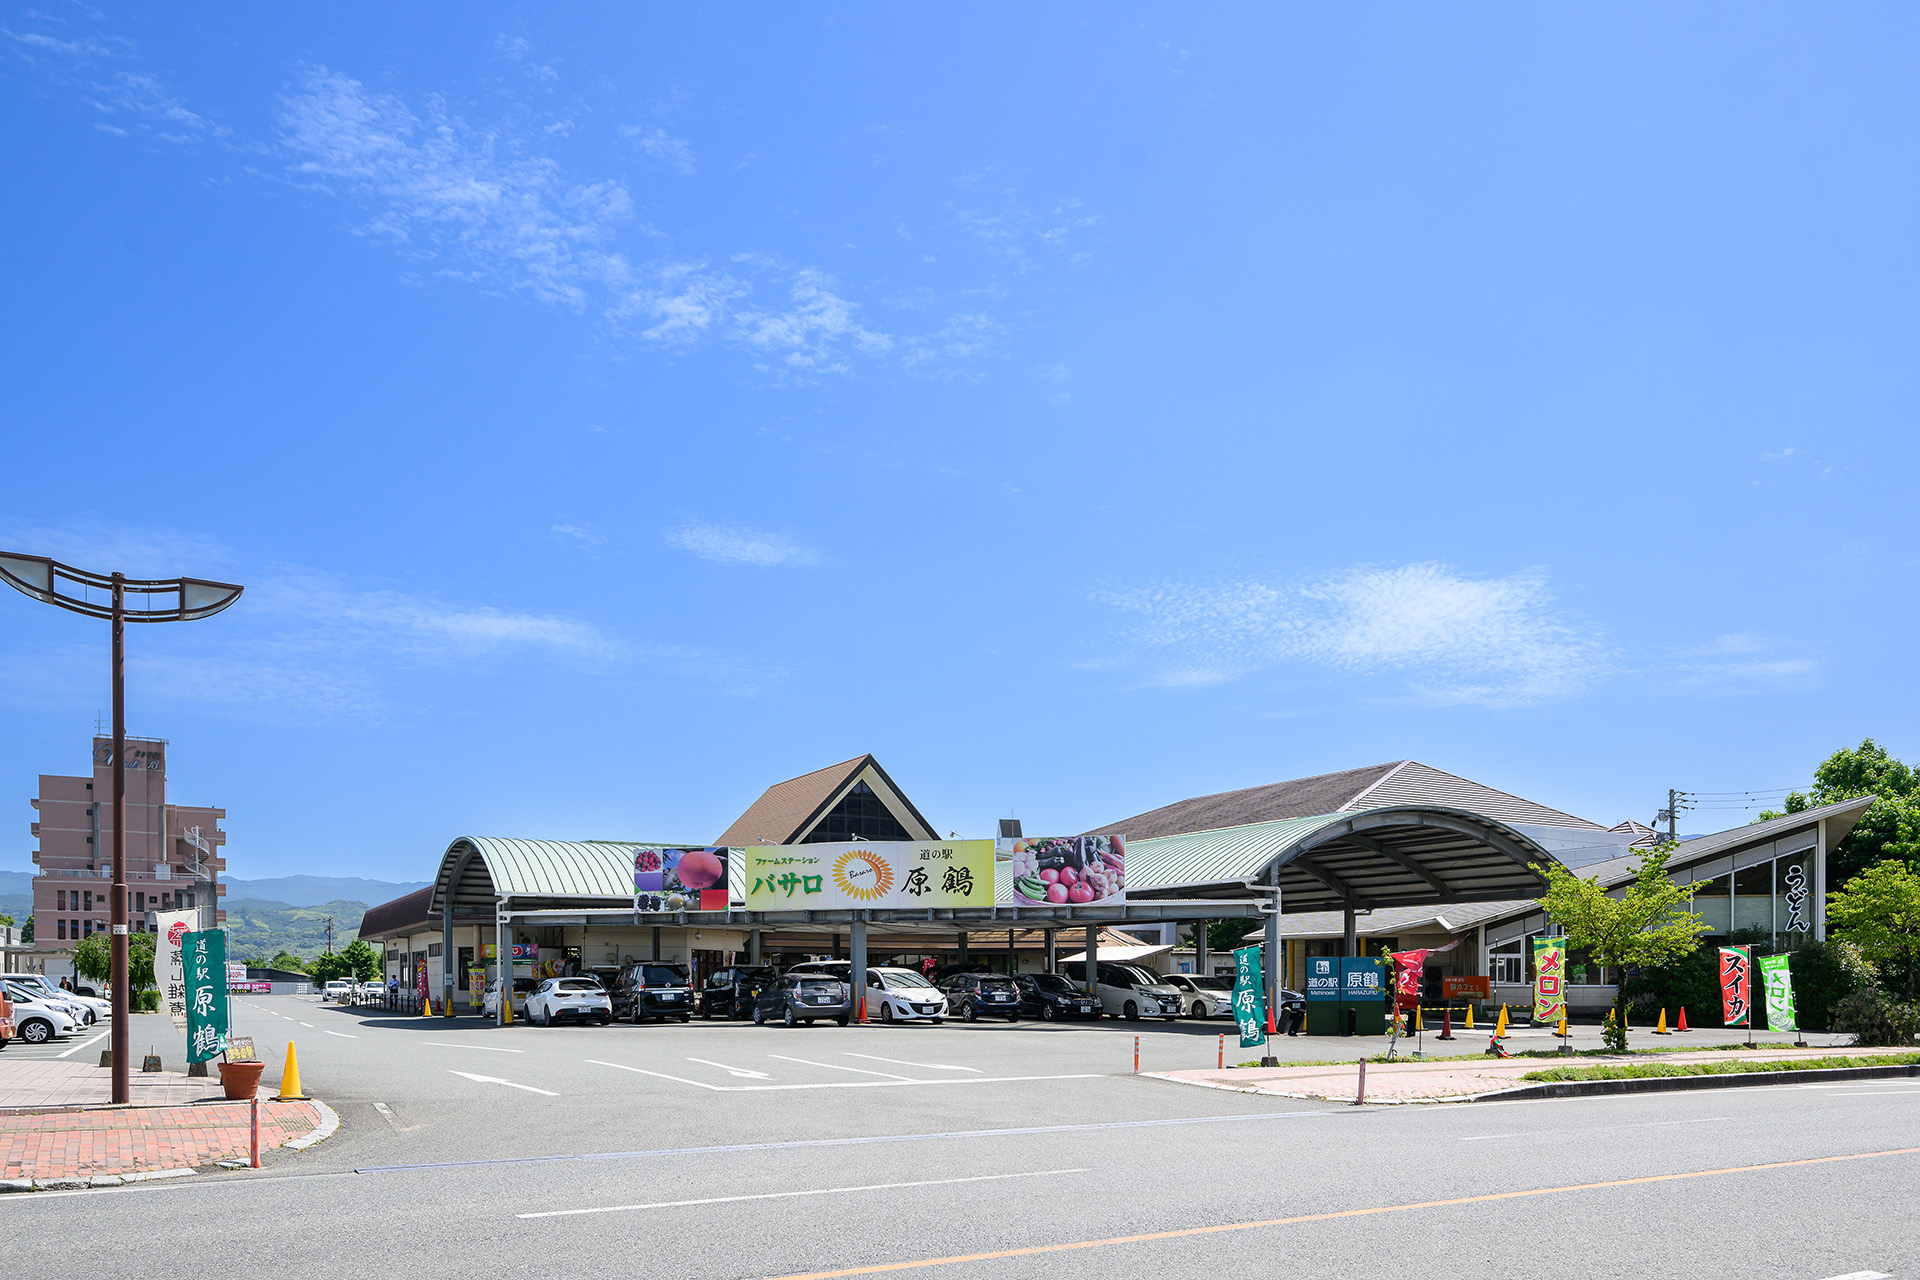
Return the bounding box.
[714,755,868,847]
[1084,762,1403,840]
[356,886,433,940]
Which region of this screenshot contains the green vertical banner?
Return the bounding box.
[1232,945,1267,1049]
[184,928,230,1063]
[1759,953,1797,1032]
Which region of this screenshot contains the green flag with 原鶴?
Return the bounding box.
[1759,953,1797,1032]
[1232,946,1267,1049]
[184,928,230,1063]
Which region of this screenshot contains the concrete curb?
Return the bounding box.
[1473,1062,1920,1103]
[0,1167,194,1192]
[284,1099,339,1151]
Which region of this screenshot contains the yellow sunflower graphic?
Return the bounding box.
[833,850,894,901]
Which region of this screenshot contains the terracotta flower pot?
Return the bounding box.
[217,1059,266,1100]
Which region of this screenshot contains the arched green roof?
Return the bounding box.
[432,837,647,917]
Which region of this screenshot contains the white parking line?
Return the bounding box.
[845,1052,981,1073]
[1818,1271,1892,1279]
[450,1070,557,1097]
[299,1022,314,1028]
[422,1042,523,1053]
[585,1060,1101,1093]
[517,1167,1089,1220]
[322,1029,358,1039]
[1459,1117,1728,1141]
[770,1055,916,1081]
[686,1057,771,1079]
[55,1031,110,1060]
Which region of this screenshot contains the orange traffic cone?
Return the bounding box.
[275,1041,308,1101]
[1494,1003,1509,1039]
[1464,1004,1475,1031]
[1654,1008,1671,1035]
[1676,1006,1689,1032]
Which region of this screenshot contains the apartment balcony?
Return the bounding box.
[29,822,39,837]
[216,883,227,897]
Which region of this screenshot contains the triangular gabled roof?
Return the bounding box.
[713,754,937,846]
[1085,760,1603,842]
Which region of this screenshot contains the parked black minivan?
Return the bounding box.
[699,965,777,1019]
[751,973,853,1027]
[610,962,696,1023]
[938,972,1022,1022]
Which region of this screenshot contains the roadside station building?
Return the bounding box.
[363,755,1862,1028]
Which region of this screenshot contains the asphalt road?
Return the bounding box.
[3,994,1914,1280]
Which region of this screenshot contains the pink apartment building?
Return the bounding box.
[28,735,227,952]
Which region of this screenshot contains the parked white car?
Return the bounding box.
[483,976,535,1020]
[1061,961,1183,1021]
[322,979,355,1003]
[357,981,385,1003]
[525,977,612,1026]
[2,982,81,1043]
[13,976,107,1025]
[865,967,948,1023]
[1163,973,1235,1019]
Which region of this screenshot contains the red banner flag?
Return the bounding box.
[1719,946,1752,1028]
[1390,950,1430,1010]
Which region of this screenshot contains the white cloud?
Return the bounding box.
[619,124,695,175]
[1666,633,1820,696]
[3,20,225,144]
[663,522,821,569]
[1092,563,1611,707]
[276,68,633,309]
[550,524,607,550]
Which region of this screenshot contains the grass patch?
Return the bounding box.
[1520,1052,1920,1083]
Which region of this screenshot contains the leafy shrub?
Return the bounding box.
[132,990,160,1013]
[1832,987,1920,1046]
[1788,939,1870,1030]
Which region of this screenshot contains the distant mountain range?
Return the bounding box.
[222,875,428,908]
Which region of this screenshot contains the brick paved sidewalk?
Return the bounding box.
[1148,1043,1908,1104]
[0,1060,225,1109]
[0,1099,326,1180]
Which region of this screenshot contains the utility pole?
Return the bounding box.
[1654,789,1684,845]
[325,915,335,955]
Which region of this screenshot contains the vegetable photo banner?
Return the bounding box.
[1719,946,1753,1028]
[1759,952,1797,1032]
[1000,836,1126,907]
[1532,937,1567,1024]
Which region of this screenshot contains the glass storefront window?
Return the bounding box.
[1694,872,1730,935]
[1733,862,1773,934]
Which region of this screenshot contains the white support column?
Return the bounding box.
[1265,867,1283,1044]
[495,904,510,1026]
[1084,924,1098,999]
[850,919,868,1022]
[1195,918,1209,977]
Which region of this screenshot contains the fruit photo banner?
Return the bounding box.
[1000,836,1126,907]
[743,840,996,910]
[1533,936,1568,1025]
[1719,945,1753,1028]
[635,847,731,912]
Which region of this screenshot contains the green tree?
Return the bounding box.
[307,950,351,986]
[20,915,32,943]
[128,929,156,993]
[268,950,308,973]
[0,913,13,927]
[1761,739,1920,888]
[340,939,381,984]
[1828,860,1920,1000]
[73,931,111,985]
[1536,845,1708,1049]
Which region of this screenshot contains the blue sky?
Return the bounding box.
[3,6,1916,883]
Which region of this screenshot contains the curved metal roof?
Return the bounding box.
[431,837,650,917]
[1123,805,1555,912]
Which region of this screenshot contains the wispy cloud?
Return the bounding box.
[550,523,607,550]
[620,123,695,175]
[277,68,633,309]
[1664,633,1820,695]
[663,522,822,568]
[1091,563,1612,707]
[3,18,227,145]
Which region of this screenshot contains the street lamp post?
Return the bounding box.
[0,553,242,1104]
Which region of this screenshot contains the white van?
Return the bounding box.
[1058,961,1183,1021]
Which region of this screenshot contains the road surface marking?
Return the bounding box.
[846,1053,981,1073]
[1818,1272,1891,1279]
[584,1059,1098,1093]
[373,1102,401,1131]
[357,1108,1329,1173]
[322,1030,358,1039]
[449,1070,558,1097]
[771,1055,917,1081]
[760,1145,1920,1279]
[422,1042,523,1053]
[519,1168,1089,1220]
[1458,1117,1728,1141]
[299,1022,314,1028]
[55,1032,110,1060]
[687,1057,772,1079]
[1813,1090,1920,1096]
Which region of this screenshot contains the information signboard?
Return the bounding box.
[1305,956,1339,1002]
[743,841,995,911]
[183,927,229,1063]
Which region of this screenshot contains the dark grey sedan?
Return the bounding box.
[752,974,853,1027]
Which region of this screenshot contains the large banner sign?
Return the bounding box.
[743,841,995,910]
[1533,937,1567,1024]
[1232,946,1267,1048]
[1000,836,1126,907]
[183,928,229,1063]
[1719,946,1753,1028]
[1759,953,1797,1031]
[154,910,197,1033]
[1390,949,1431,1011]
[634,847,730,912]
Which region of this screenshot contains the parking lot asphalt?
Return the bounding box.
[2,994,1914,1279]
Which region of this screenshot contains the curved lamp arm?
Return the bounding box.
[0,552,243,622]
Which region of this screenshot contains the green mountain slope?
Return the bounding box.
[221,897,371,965]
